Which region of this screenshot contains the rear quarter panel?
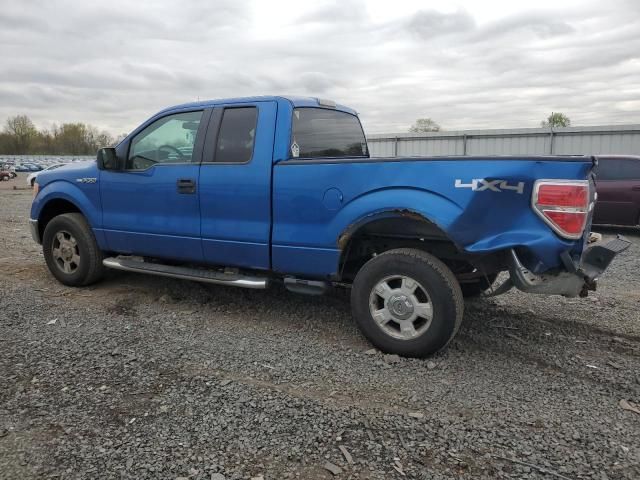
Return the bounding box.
[272,157,592,278]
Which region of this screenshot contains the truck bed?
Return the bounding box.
[272,155,594,278]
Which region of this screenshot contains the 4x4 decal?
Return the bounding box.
[455,179,525,194]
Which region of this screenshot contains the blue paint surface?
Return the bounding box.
[31,96,593,280]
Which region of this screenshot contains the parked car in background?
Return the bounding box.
[0,166,12,181]
[26,164,42,172]
[27,163,68,187]
[593,155,640,227]
[0,164,17,178]
[14,164,30,172]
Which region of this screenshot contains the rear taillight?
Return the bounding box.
[532,180,590,239]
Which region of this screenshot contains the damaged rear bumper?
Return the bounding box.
[507,235,630,297]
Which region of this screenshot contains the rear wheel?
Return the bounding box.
[351,248,464,357]
[42,213,105,286]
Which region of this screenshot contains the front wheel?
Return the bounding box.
[42,213,105,286]
[351,248,464,357]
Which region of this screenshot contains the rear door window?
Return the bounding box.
[214,107,258,163]
[597,158,640,180]
[291,108,368,159]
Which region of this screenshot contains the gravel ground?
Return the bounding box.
[1,184,639,480]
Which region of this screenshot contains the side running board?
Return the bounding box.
[103,257,268,289]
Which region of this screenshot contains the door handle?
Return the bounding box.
[177,178,196,194]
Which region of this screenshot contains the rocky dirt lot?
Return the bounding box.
[1,182,639,480]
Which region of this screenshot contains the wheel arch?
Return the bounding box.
[32,180,102,242]
[37,198,84,241]
[337,209,462,281]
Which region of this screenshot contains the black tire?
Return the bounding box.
[42,213,105,286]
[351,248,464,357]
[30,178,35,187]
[460,273,498,298]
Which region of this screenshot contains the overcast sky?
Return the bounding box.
[1,0,639,135]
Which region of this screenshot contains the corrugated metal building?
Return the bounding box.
[367,125,640,157]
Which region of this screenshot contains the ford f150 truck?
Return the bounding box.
[29,96,630,357]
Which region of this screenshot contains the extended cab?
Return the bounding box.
[29,96,629,357]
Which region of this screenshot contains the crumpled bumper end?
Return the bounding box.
[507,235,631,298]
[579,236,630,281]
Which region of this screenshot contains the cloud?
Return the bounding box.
[0,0,638,135]
[405,9,476,39]
[476,13,575,40]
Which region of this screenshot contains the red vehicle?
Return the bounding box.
[0,166,12,181]
[593,155,640,227]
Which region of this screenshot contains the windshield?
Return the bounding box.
[291,108,368,159]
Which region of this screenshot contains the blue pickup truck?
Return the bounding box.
[29,96,629,356]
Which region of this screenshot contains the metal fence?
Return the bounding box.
[3,125,640,162]
[367,124,640,157]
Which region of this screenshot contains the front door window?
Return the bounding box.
[127,111,203,170]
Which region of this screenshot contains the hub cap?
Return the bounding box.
[369,275,433,340]
[52,230,80,274]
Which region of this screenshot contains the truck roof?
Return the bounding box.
[157,96,358,116]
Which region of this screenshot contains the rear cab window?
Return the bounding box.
[290,108,368,159]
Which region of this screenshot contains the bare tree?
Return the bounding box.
[1,115,116,154]
[4,115,38,154]
[113,133,128,146]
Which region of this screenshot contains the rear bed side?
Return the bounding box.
[271,156,593,279]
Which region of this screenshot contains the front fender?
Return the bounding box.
[30,179,105,247]
[32,180,99,222]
